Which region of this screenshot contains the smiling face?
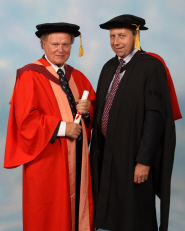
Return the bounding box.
[42,32,72,67]
[110,28,137,59]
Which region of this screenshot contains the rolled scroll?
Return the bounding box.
[74,90,89,124]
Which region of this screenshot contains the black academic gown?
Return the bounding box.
[90,51,176,231]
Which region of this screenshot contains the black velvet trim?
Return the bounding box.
[75,134,83,231]
[50,121,61,143]
[83,113,91,127]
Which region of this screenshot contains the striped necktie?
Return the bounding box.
[57,69,77,119]
[101,59,124,137]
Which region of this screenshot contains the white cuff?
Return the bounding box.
[57,122,66,137]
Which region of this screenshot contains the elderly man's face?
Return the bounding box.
[43,32,71,67]
[110,28,137,59]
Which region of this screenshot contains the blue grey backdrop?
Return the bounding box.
[0,0,185,230]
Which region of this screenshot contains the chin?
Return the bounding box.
[55,59,65,64]
[116,53,124,58]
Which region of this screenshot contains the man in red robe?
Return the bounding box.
[4,22,95,231]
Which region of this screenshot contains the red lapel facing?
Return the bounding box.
[140,52,182,121]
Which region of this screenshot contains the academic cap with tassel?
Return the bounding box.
[35,22,83,56]
[99,14,148,50]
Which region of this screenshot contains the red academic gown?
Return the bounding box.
[4,58,95,231]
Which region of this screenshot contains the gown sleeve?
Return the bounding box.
[135,60,171,166]
[144,60,172,116]
[135,110,164,166]
[4,70,60,168]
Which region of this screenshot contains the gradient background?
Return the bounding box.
[0,1,185,230]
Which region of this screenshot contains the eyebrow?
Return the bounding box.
[110,33,125,36]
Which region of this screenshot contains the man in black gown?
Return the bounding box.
[90,14,182,231]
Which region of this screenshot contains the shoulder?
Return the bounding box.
[138,52,166,70]
[66,65,94,92]
[72,67,86,78]
[137,53,169,86]
[102,57,116,69]
[17,63,44,81]
[97,57,117,79]
[69,66,95,95]
[14,66,37,97]
[71,66,92,85]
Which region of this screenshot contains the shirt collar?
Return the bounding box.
[118,48,138,64]
[45,55,65,74]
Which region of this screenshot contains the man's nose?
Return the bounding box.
[58,45,63,53]
[114,36,119,45]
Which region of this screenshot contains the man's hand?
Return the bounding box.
[66,122,82,139]
[76,99,91,115]
[134,163,150,184]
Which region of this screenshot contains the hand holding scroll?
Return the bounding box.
[75,91,90,124]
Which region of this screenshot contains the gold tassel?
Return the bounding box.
[78,33,83,57]
[132,24,141,50]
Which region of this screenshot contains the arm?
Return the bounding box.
[51,95,90,142]
[134,110,164,184]
[51,121,82,142]
[134,60,166,184]
[4,71,60,168]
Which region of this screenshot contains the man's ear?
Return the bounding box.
[42,40,45,50]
